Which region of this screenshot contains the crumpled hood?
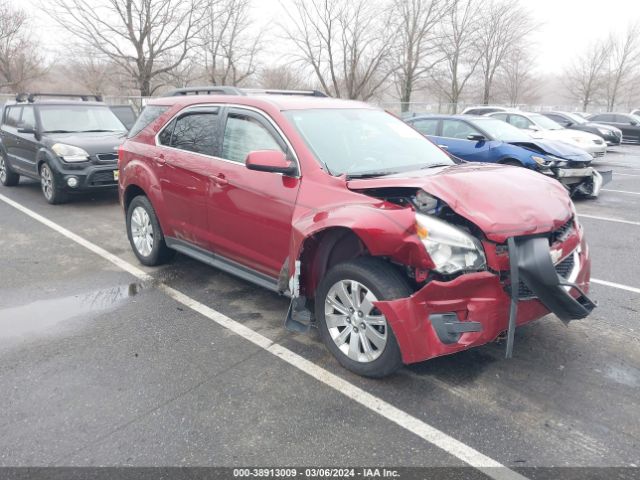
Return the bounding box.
[347,163,573,243]
[508,139,593,162]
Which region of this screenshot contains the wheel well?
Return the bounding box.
[299,228,368,299]
[123,185,147,211]
[499,158,522,166]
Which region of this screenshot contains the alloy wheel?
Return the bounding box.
[130,206,154,257]
[40,164,54,200]
[324,279,388,363]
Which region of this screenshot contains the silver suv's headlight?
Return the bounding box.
[415,213,486,275]
[52,143,90,162]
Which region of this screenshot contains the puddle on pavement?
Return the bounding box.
[0,282,145,338]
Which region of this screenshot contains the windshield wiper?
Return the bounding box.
[346,171,397,180]
[43,130,77,133]
[420,163,451,169]
[78,129,123,133]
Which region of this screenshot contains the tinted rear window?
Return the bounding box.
[128,105,169,138]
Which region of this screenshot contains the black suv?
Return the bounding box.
[0,93,128,204]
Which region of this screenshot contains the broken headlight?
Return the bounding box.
[415,213,486,275]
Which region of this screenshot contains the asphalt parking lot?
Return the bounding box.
[0,147,639,476]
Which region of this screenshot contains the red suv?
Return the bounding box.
[118,88,595,377]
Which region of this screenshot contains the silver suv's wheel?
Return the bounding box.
[325,280,388,363]
[315,257,411,378]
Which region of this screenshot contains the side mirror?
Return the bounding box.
[245,150,297,175]
[466,134,486,142]
[565,121,574,127]
[17,125,36,135]
[529,125,540,131]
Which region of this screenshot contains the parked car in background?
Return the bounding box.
[541,111,622,146]
[488,111,607,158]
[574,112,592,119]
[118,87,595,377]
[0,93,127,203]
[630,109,640,117]
[109,105,137,130]
[406,114,607,198]
[587,113,640,144]
[461,106,509,115]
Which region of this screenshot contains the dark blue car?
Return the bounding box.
[404,114,606,198]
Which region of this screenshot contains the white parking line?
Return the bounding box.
[612,172,640,177]
[592,278,640,295]
[602,188,640,195]
[578,214,640,226]
[0,192,526,480]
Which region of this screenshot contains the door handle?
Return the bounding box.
[209,173,228,186]
[437,145,448,149]
[154,153,165,165]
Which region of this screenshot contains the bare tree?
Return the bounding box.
[0,1,46,91]
[475,0,536,105]
[47,0,208,96]
[63,51,115,95]
[258,65,312,90]
[429,0,480,113]
[282,0,394,100]
[392,0,452,112]
[201,0,261,86]
[498,46,538,107]
[605,20,640,111]
[563,40,608,111]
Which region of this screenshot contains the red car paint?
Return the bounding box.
[119,94,591,365]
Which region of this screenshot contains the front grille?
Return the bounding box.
[517,253,575,299]
[96,153,118,163]
[593,151,605,157]
[549,217,574,244]
[89,170,117,186]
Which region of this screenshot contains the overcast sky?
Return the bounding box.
[20,0,640,72]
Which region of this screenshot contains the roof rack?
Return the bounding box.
[243,88,328,98]
[164,86,329,98]
[15,93,104,103]
[167,86,246,97]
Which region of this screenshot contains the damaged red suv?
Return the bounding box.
[118,87,595,377]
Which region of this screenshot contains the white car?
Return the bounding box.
[488,111,607,158]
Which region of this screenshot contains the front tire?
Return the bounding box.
[315,257,411,378]
[40,163,67,204]
[0,154,20,186]
[126,195,174,266]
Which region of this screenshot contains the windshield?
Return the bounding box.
[632,114,640,123]
[284,109,453,176]
[530,114,563,130]
[38,105,127,133]
[563,112,586,124]
[472,118,531,142]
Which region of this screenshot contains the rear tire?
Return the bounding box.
[126,195,174,266]
[315,257,411,378]
[0,154,20,186]
[39,162,68,204]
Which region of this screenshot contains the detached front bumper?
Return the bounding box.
[543,166,612,198]
[374,234,592,365]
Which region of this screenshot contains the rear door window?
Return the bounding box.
[411,119,439,136]
[4,106,21,127]
[168,109,220,156]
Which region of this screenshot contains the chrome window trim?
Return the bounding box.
[153,103,301,177]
